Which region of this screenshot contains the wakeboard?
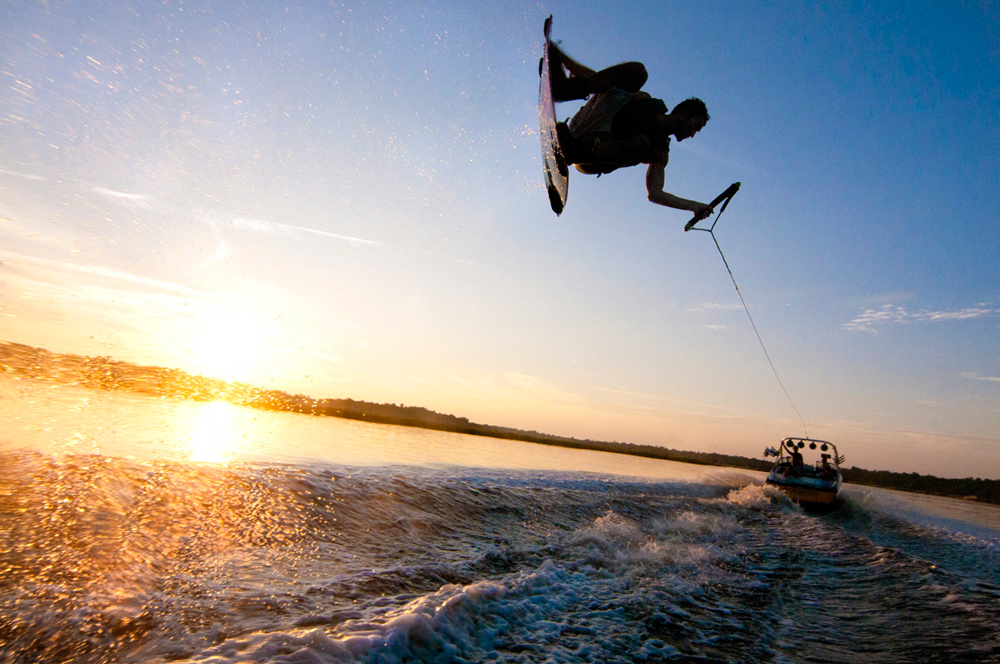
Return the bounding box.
[539,15,569,215]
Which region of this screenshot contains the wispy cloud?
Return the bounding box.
[1,249,206,297]
[844,304,909,331]
[589,384,750,414]
[1,249,226,357]
[199,212,387,268]
[590,385,661,400]
[844,303,998,333]
[413,371,582,405]
[224,215,386,247]
[502,371,583,404]
[0,248,327,382]
[201,240,233,267]
[685,302,745,314]
[91,186,153,208]
[215,215,389,247]
[960,372,1000,383]
[0,168,44,181]
[203,211,475,266]
[917,308,995,322]
[842,292,916,308]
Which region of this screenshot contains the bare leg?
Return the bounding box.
[549,43,647,102]
[550,44,597,78]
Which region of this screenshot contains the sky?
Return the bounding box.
[1,1,998,479]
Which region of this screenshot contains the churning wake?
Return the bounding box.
[3,450,1000,663]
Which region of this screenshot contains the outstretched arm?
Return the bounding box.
[645,161,713,218]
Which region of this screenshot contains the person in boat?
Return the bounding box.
[820,454,835,479]
[790,447,805,473]
[547,44,715,220]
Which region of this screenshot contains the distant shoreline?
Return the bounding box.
[3,341,999,505]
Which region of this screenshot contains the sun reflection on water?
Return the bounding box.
[190,401,239,463]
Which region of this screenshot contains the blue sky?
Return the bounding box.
[2,1,998,478]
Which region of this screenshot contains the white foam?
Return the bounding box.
[725,482,787,509]
[170,561,568,663]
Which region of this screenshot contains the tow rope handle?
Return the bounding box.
[684,182,741,232]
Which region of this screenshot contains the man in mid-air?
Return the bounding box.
[548,42,715,221]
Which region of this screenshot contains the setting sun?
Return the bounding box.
[189,312,269,384]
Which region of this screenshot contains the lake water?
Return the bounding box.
[3,378,1000,662]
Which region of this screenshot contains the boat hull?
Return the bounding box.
[765,478,839,506]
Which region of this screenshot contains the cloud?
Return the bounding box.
[206,212,386,247]
[0,248,337,384]
[960,372,1000,383]
[843,304,909,332]
[0,249,206,297]
[0,250,230,345]
[0,168,44,181]
[590,385,661,400]
[234,217,385,247]
[201,240,233,267]
[589,384,753,415]
[91,187,154,208]
[842,292,916,308]
[685,302,745,314]
[203,211,475,265]
[199,212,391,269]
[918,308,995,322]
[844,303,998,333]
[502,371,583,404]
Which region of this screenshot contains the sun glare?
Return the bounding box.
[190,401,238,463]
[190,312,269,383]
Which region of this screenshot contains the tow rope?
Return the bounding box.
[685,182,810,437]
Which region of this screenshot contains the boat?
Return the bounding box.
[763,437,844,507]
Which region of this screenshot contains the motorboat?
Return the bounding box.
[763,437,844,507]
